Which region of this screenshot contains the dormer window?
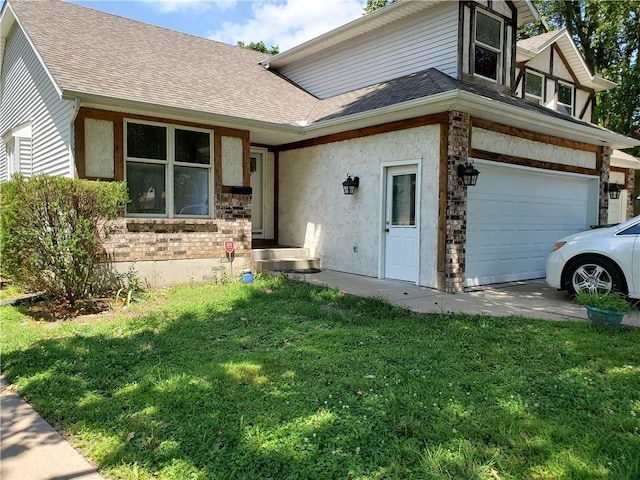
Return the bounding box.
[557,82,574,115]
[525,71,544,105]
[474,11,503,82]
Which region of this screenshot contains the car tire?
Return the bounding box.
[565,256,626,296]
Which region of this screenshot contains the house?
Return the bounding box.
[1,0,638,293]
[515,28,640,225]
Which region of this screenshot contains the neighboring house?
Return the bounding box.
[515,28,640,224]
[1,0,638,292]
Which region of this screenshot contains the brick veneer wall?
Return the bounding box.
[626,168,635,219]
[103,193,251,263]
[444,111,470,294]
[598,147,612,224]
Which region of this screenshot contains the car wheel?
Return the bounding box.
[566,256,625,296]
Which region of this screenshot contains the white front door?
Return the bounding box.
[384,166,418,282]
[250,150,264,238]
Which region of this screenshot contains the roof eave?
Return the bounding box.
[305,89,639,150]
[64,89,306,137]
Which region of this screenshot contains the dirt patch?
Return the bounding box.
[17,297,124,323]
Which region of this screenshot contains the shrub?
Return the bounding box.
[0,174,128,306]
[574,290,631,313]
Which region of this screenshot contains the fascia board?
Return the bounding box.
[67,88,639,151]
[611,149,640,169]
[1,3,63,99]
[64,89,305,136]
[454,90,640,149]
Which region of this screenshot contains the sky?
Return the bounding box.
[70,0,368,52]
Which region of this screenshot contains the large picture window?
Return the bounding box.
[125,121,212,217]
[474,11,503,82]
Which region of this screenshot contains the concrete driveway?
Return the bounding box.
[288,270,640,327]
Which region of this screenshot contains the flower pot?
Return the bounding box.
[584,306,627,327]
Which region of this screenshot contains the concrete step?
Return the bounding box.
[251,247,310,261]
[252,257,321,273]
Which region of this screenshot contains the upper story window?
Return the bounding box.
[525,71,544,105]
[474,11,503,82]
[557,82,574,115]
[125,121,212,217]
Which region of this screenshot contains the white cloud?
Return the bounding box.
[155,0,236,13]
[209,0,365,52]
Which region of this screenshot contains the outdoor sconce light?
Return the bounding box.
[605,182,622,200]
[457,161,480,187]
[342,174,360,195]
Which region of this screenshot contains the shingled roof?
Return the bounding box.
[4,0,636,149]
[7,0,317,125]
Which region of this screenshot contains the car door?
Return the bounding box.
[615,220,640,298]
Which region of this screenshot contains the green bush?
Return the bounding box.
[0,174,128,306]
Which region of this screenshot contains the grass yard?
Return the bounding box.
[1,276,639,479]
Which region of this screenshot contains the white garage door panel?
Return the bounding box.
[466,164,593,286]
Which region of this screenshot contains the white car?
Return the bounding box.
[546,215,640,299]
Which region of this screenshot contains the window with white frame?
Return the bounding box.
[125,121,212,217]
[525,71,544,104]
[474,10,503,82]
[557,82,574,115]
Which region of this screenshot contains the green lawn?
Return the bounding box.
[1,276,639,479]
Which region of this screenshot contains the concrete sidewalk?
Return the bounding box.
[287,271,640,327]
[0,376,104,480]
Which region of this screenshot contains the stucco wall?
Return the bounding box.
[472,128,596,169]
[279,125,441,287]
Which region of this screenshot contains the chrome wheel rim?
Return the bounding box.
[571,263,613,294]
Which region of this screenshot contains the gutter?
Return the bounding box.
[303,89,639,150]
[64,87,639,151]
[62,89,306,136]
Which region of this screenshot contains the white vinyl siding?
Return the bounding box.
[278,2,459,99]
[0,24,75,181]
[18,136,32,175]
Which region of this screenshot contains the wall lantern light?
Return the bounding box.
[457,161,480,187]
[342,174,360,195]
[605,182,622,200]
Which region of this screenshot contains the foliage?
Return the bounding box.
[529,0,640,154]
[574,290,632,313]
[237,40,279,55]
[363,0,394,14]
[2,276,639,479]
[113,264,147,306]
[0,174,128,306]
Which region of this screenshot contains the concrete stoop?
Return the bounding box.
[252,247,320,273]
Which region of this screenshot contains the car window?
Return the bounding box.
[617,223,640,235]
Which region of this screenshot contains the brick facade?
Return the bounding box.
[626,168,635,219]
[444,111,470,293]
[598,146,612,224]
[103,193,251,265]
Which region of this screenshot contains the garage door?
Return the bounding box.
[466,162,596,287]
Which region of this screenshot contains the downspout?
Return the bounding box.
[69,97,80,178]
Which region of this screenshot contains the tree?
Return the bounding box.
[237,41,279,55]
[531,1,640,152]
[363,0,397,14]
